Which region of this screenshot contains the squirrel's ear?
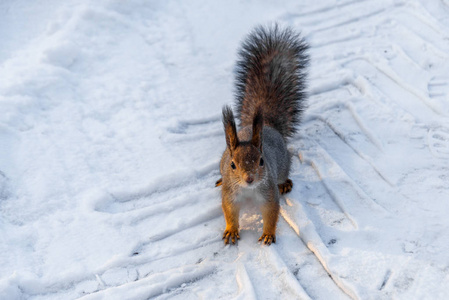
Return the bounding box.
[251,107,263,151]
[223,106,239,154]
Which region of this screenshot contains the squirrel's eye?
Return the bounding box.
[259,158,264,166]
[230,162,236,170]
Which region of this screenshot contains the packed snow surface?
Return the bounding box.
[1,0,449,299]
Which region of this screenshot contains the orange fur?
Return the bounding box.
[259,199,279,245]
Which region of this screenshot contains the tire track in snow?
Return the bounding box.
[305,1,449,119]
[280,197,358,300]
[230,241,314,299]
[273,218,350,299]
[307,7,388,38]
[28,225,223,299]
[264,247,312,300]
[305,113,391,185]
[79,263,218,300]
[130,205,222,254]
[286,1,449,296]
[91,161,219,213]
[344,58,442,119]
[293,0,391,31]
[282,0,370,19]
[306,114,398,209]
[234,263,258,300]
[39,127,224,298]
[301,142,388,221]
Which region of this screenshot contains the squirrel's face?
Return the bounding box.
[222,105,265,188]
[229,143,265,188]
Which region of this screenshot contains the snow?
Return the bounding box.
[1,0,449,299]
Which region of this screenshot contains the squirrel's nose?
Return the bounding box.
[246,176,254,184]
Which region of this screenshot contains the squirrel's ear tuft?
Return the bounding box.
[251,106,263,151]
[223,106,239,154]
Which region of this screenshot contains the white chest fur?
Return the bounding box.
[235,186,267,206]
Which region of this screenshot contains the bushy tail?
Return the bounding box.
[234,24,309,138]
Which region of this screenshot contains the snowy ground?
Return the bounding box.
[1,0,449,299]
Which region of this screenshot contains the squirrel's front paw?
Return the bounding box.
[278,179,293,195]
[223,229,240,245]
[258,233,276,245]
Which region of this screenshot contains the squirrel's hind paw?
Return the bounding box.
[223,229,240,245]
[258,234,276,245]
[278,179,293,195]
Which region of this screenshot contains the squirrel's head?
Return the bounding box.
[222,106,265,188]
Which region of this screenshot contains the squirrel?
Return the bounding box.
[216,24,309,245]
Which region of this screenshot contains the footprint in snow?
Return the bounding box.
[428,127,449,158]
